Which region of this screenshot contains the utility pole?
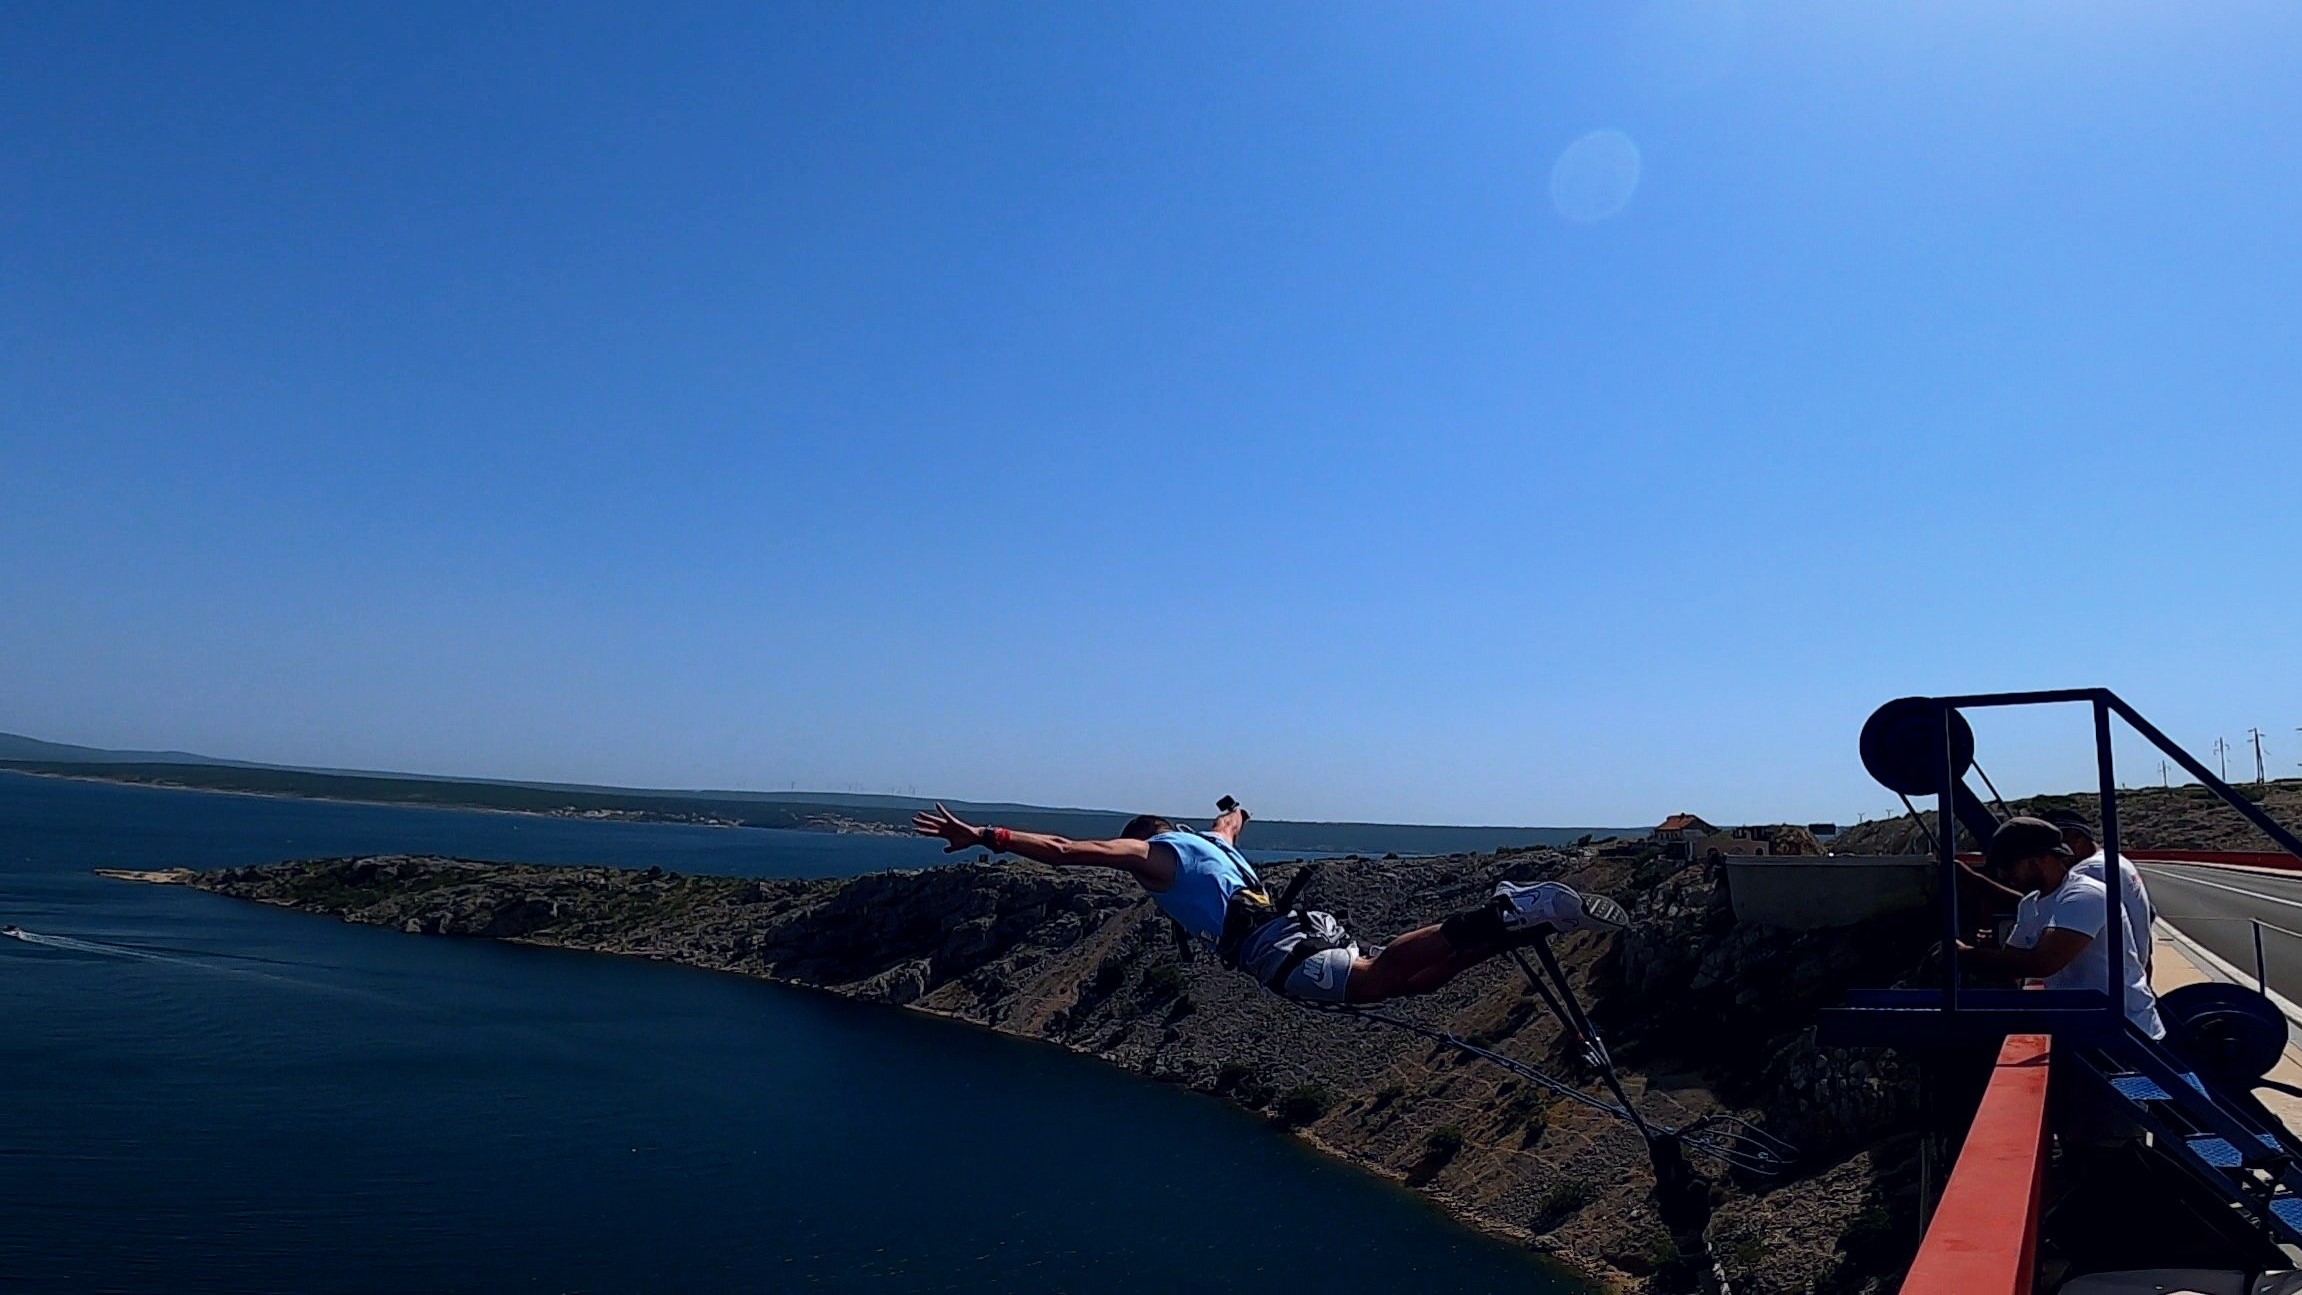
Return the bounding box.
[2214,737,2232,782]
[2251,728,2268,785]
[2160,759,2171,789]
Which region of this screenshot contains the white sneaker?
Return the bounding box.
[1493,881,1630,935]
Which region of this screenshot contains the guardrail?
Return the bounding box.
[1901,1034,2053,1294]
[2128,849,2302,871]
[1945,849,2302,870]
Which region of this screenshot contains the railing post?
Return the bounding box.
[2257,920,2269,995]
[1943,701,1963,1015]
[2095,696,2123,1034]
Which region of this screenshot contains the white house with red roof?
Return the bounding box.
[1652,813,1717,849]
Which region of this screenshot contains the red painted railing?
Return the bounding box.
[1961,846,2302,878]
[2127,849,2302,871]
[1954,848,2301,870]
[1901,1034,2053,1294]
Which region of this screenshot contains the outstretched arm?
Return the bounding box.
[912,804,1163,881]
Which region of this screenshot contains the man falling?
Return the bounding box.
[913,797,1628,1005]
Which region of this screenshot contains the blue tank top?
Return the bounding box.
[1148,831,1263,944]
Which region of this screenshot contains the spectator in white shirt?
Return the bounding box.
[2046,809,2155,973]
[1961,816,2165,1038]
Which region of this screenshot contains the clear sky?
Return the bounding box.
[6,2,2301,827]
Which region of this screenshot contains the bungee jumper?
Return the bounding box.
[911,796,1629,1005]
[912,797,1794,1181]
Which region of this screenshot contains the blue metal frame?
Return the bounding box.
[1821,687,2302,1047]
[1823,689,2302,1254]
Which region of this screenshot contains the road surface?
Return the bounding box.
[2143,861,2302,1006]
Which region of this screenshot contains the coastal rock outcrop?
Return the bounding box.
[184,846,1934,1294]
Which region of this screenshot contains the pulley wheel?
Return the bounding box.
[1859,697,1976,797]
[2160,981,2291,1083]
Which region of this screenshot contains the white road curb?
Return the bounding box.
[2143,857,2302,881]
[2157,917,2302,1033]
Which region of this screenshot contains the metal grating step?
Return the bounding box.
[2112,1074,2168,1102]
[2107,1071,2210,1104]
[2191,1136,2247,1168]
[2185,1133,2283,1168]
[2272,1196,2302,1232]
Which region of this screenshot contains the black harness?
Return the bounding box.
[1172,860,1340,993]
[1238,865,1349,992]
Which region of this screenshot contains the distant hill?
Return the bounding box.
[0,731,1115,811]
[0,732,261,767]
[1829,778,2302,855]
[0,732,1634,856]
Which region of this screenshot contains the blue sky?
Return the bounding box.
[5,2,2301,826]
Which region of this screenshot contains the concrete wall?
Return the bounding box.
[1726,855,1938,930]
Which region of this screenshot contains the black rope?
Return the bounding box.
[1897,791,1942,855]
[1508,946,1588,1060]
[1522,940,1657,1146]
[1272,863,1320,917]
[1970,758,2012,816]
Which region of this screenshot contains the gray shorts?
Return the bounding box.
[1236,910,1360,1004]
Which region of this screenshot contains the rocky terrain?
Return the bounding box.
[155,846,1941,1293]
[1831,778,2302,855]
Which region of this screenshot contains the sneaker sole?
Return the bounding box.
[1580,893,1631,930]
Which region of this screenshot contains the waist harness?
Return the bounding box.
[1172,864,1345,993]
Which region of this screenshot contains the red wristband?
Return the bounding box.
[988,827,1012,852]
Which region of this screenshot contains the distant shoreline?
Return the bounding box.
[0,768,767,832]
[0,761,1626,855]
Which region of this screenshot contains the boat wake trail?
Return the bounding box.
[11,929,133,956]
[4,928,392,1002]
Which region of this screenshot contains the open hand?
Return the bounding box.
[912,803,985,854]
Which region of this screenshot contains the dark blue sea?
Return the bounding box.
[0,772,1575,1293]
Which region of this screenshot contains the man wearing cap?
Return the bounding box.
[1961,816,2165,1038]
[2048,809,2156,974]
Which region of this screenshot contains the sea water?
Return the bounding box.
[0,772,1577,1293]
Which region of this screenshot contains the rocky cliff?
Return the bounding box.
[171,846,1937,1294]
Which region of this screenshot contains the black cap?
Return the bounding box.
[2045,810,2098,841]
[1987,816,2074,871]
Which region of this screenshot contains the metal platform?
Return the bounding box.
[1842,689,2302,1274]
